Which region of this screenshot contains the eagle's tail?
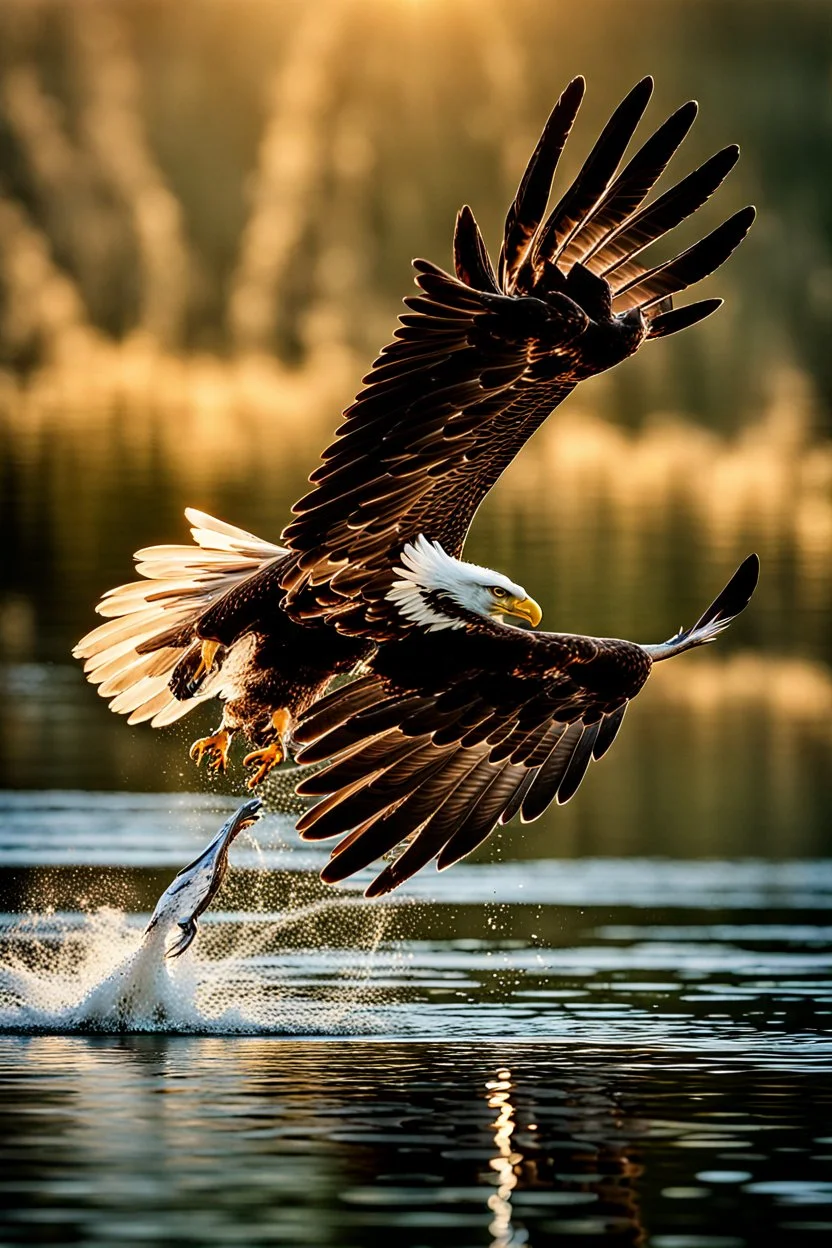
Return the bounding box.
[643,554,760,661]
[72,510,286,727]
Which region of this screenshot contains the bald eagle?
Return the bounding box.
[73,76,755,790]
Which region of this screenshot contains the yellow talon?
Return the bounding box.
[187,639,221,694]
[243,742,284,789]
[189,728,232,773]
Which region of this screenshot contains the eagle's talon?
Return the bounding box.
[243,743,283,789]
[189,729,232,773]
[186,639,222,696]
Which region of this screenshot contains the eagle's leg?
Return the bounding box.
[189,726,234,773]
[243,709,292,789]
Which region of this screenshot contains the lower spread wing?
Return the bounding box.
[280,77,753,640]
[291,629,651,896]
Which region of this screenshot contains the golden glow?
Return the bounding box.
[497,375,831,568]
[652,653,832,722]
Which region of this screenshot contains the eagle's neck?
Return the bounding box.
[387,580,470,632]
[386,534,497,634]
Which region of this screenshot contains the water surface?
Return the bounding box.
[2,795,832,1246]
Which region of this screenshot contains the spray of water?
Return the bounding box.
[0,805,400,1035]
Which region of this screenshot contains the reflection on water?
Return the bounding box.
[2,796,832,1052]
[3,365,829,652]
[4,645,832,858]
[2,1036,832,1247]
[3,375,832,864]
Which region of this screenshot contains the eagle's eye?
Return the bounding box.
[491,586,508,599]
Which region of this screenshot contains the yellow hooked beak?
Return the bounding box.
[503,594,543,628]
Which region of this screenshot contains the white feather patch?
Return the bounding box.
[386,534,527,633]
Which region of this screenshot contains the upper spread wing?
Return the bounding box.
[290,627,651,896]
[281,76,754,640]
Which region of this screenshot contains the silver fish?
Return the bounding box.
[144,798,262,958]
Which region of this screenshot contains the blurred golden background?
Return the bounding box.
[1,0,830,857]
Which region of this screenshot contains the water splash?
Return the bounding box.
[0,870,397,1036]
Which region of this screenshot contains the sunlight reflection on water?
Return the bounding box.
[2,1033,831,1247]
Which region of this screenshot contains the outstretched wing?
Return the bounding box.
[291,627,651,896]
[281,76,754,639]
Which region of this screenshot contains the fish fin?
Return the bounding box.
[166,917,198,959]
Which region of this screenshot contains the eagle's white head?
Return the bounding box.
[387,535,543,633]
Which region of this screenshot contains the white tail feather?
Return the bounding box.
[73,511,287,729]
[642,555,759,662]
